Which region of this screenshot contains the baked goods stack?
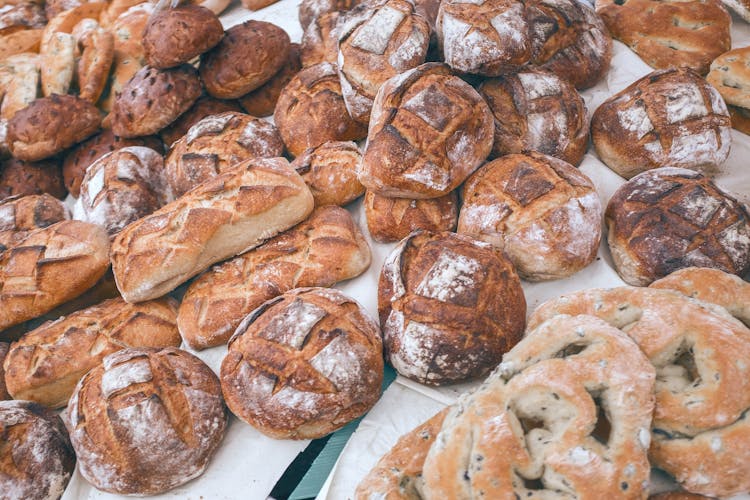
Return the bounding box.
[0,0,749,497]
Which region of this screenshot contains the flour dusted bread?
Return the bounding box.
[458,153,602,281]
[707,46,750,135]
[111,157,314,303]
[164,112,285,197]
[65,347,227,495]
[159,96,242,148]
[606,167,750,286]
[4,297,181,408]
[721,0,750,21]
[591,68,732,179]
[290,141,364,207]
[0,194,69,252]
[221,287,382,439]
[478,68,589,165]
[0,400,76,500]
[360,63,493,199]
[364,190,458,243]
[379,231,525,385]
[300,12,340,67]
[299,0,355,29]
[0,220,110,334]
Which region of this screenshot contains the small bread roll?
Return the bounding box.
[0,193,69,252]
[290,141,364,207]
[65,347,227,496]
[221,287,383,439]
[364,190,458,243]
[238,43,302,117]
[160,95,242,148]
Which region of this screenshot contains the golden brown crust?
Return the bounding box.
[0,400,76,500]
[164,111,285,197]
[364,190,458,243]
[0,342,9,399]
[159,96,242,148]
[241,0,280,9]
[360,62,493,198]
[0,28,43,61]
[596,0,730,75]
[0,220,110,335]
[457,152,602,281]
[300,12,340,67]
[0,158,66,201]
[178,205,371,349]
[65,347,227,495]
[108,64,202,139]
[143,4,224,69]
[199,20,291,99]
[238,43,302,117]
[649,492,714,500]
[0,194,69,253]
[77,26,115,103]
[478,68,589,165]
[111,157,314,303]
[7,94,101,162]
[220,287,383,439]
[4,297,181,408]
[0,3,46,34]
[605,167,750,286]
[0,52,39,121]
[379,231,526,385]
[528,287,750,497]
[290,141,364,207]
[274,62,367,157]
[707,46,750,110]
[299,0,356,29]
[591,68,732,179]
[728,104,750,135]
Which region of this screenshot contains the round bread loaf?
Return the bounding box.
[0,158,66,201]
[596,0,730,76]
[238,43,302,117]
[707,46,750,135]
[364,190,458,243]
[591,68,732,179]
[606,167,750,286]
[300,12,340,67]
[108,64,202,138]
[337,0,430,124]
[164,111,285,197]
[0,193,69,252]
[65,347,227,496]
[0,400,76,500]
[274,62,367,157]
[159,96,242,148]
[221,287,383,439]
[478,68,589,165]
[379,231,526,385]
[290,141,364,207]
[199,20,291,99]
[62,129,164,198]
[0,342,9,399]
[143,4,223,69]
[299,0,356,29]
[7,94,101,162]
[360,63,493,199]
[73,146,172,235]
[458,153,602,281]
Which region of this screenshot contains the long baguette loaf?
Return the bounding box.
[0,220,110,335]
[177,205,371,349]
[111,157,314,303]
[4,296,181,408]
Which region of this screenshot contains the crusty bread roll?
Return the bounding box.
[707,46,750,136]
[299,0,355,29]
[0,220,110,335]
[290,141,364,207]
[159,96,242,148]
[4,296,181,408]
[300,12,340,67]
[0,193,70,253]
[721,0,750,21]
[606,167,750,286]
[360,62,493,199]
[0,400,76,500]
[178,205,370,349]
[221,287,383,439]
[111,157,314,303]
[649,492,713,500]
[478,68,589,165]
[364,190,458,243]
[379,231,526,385]
[458,153,602,281]
[591,68,732,179]
[164,111,285,197]
[74,146,172,235]
[0,157,66,202]
[238,43,302,118]
[65,347,227,496]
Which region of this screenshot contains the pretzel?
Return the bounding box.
[529,287,750,497]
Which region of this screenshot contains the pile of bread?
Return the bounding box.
[0,0,749,498]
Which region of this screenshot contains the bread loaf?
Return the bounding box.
[707,46,750,136]
[0,157,66,202]
[221,287,383,439]
[720,0,750,21]
[360,63,493,198]
[300,12,340,67]
[379,231,526,385]
[299,0,355,29]
[111,157,314,303]
[238,43,302,117]
[65,347,227,495]
[0,400,76,500]
[0,220,110,335]
[159,96,242,148]
[178,205,370,349]
[4,296,181,408]
[606,167,750,286]
[0,194,69,253]
[290,141,364,207]
[164,112,285,197]
[0,342,9,400]
[364,190,458,243]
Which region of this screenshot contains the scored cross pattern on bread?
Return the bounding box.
[0,193,69,253]
[364,190,458,243]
